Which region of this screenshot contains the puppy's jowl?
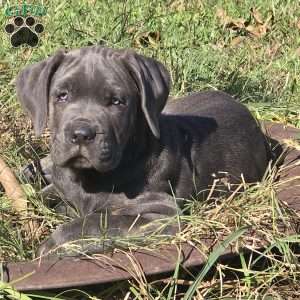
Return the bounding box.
[16,46,270,255]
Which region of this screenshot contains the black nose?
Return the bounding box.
[71,126,96,144]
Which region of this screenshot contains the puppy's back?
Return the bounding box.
[163,91,269,183]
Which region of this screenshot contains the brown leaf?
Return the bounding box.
[250,7,264,25]
[147,31,161,46]
[216,7,229,25]
[246,24,268,38]
[226,18,246,30]
[216,7,245,29]
[133,31,161,48]
[246,13,273,38]
[296,20,300,30]
[20,48,33,60]
[126,26,136,35]
[230,36,245,47]
[217,7,273,39]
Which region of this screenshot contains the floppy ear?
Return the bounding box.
[16,50,65,136]
[124,51,171,139]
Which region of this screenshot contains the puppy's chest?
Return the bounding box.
[53,166,147,199]
[54,173,153,216]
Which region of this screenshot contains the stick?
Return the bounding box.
[0,157,27,213]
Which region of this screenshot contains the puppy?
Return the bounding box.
[16,46,269,254]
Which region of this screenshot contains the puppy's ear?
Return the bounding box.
[125,51,171,139]
[16,50,65,136]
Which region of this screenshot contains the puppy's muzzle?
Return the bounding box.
[66,121,97,145]
[71,126,96,145]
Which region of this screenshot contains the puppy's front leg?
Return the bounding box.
[38,192,180,256]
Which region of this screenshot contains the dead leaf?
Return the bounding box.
[20,48,33,60]
[216,8,228,27]
[216,7,246,30]
[216,7,229,25]
[132,31,161,48]
[246,24,266,38]
[250,7,264,25]
[126,26,136,35]
[230,36,245,47]
[246,12,273,38]
[217,7,273,39]
[226,18,246,30]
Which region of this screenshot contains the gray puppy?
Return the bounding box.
[16,46,269,255]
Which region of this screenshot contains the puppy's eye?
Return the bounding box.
[111,97,125,106]
[56,92,69,103]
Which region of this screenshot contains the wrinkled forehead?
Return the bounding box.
[51,48,136,95]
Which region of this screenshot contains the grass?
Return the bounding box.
[0,0,300,298]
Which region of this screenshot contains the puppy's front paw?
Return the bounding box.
[36,221,74,257]
[36,216,107,257]
[36,227,80,257]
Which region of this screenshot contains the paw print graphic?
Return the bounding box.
[5,16,44,47]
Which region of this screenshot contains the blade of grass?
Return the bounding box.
[0,282,32,300]
[129,286,144,300]
[167,245,181,300]
[183,226,249,300]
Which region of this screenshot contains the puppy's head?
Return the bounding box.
[16,46,170,172]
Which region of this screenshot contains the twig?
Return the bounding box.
[0,157,27,214]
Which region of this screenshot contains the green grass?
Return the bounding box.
[0,0,300,299]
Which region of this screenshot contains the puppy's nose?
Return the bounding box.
[71,126,96,144]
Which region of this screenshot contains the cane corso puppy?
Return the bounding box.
[16,46,269,255]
